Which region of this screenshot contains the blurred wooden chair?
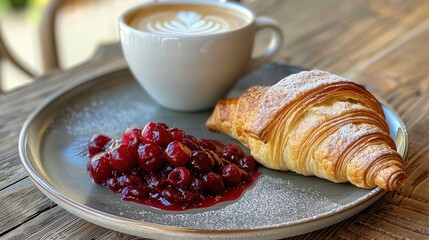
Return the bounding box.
[0,26,36,93]
[0,0,65,93]
[0,0,241,93]
[39,0,66,74]
[0,0,99,93]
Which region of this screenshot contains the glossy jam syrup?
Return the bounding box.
[87,122,260,211]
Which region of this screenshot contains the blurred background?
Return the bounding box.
[0,0,149,91]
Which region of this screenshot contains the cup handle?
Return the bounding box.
[247,16,283,72]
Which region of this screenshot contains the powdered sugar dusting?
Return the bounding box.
[249,70,353,135]
[61,94,158,139]
[269,70,350,102]
[104,170,342,230]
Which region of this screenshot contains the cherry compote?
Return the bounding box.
[86,122,259,211]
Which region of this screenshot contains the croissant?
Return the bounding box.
[206,70,405,191]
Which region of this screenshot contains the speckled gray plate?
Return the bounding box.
[19,64,408,240]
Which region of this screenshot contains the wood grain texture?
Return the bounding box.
[1,0,429,239]
[0,178,56,235]
[2,207,142,240]
[0,44,127,239]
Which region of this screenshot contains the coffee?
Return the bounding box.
[127,4,250,35]
[120,0,283,110]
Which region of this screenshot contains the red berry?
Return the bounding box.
[239,156,257,172]
[221,158,231,166]
[107,178,120,192]
[109,144,136,173]
[146,173,167,193]
[121,184,149,199]
[88,154,112,184]
[199,139,225,153]
[190,177,205,192]
[141,122,173,147]
[182,137,200,151]
[182,189,200,203]
[203,172,225,195]
[184,135,197,143]
[241,171,252,183]
[197,141,210,150]
[222,164,243,186]
[208,150,224,167]
[137,143,165,173]
[104,138,121,152]
[88,134,111,157]
[86,158,92,172]
[162,187,186,204]
[165,141,192,166]
[156,122,169,129]
[118,173,143,188]
[222,144,245,162]
[122,128,141,149]
[160,164,174,175]
[131,168,143,176]
[168,167,191,187]
[169,127,185,141]
[190,150,214,173]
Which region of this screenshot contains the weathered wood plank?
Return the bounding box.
[0,45,127,236]
[1,206,143,240]
[279,0,429,75]
[350,24,429,105]
[0,166,27,191]
[335,196,429,239]
[0,178,56,235]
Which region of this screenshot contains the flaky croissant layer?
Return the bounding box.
[206,70,405,191]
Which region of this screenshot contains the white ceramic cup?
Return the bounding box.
[119,0,283,111]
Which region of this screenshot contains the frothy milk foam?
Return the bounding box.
[127,4,250,35]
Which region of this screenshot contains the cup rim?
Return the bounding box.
[118,0,256,38]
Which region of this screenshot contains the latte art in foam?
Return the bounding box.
[128,4,249,35]
[146,11,230,35]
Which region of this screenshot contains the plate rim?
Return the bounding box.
[18,66,408,236]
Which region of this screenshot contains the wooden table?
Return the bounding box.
[1,0,429,239]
